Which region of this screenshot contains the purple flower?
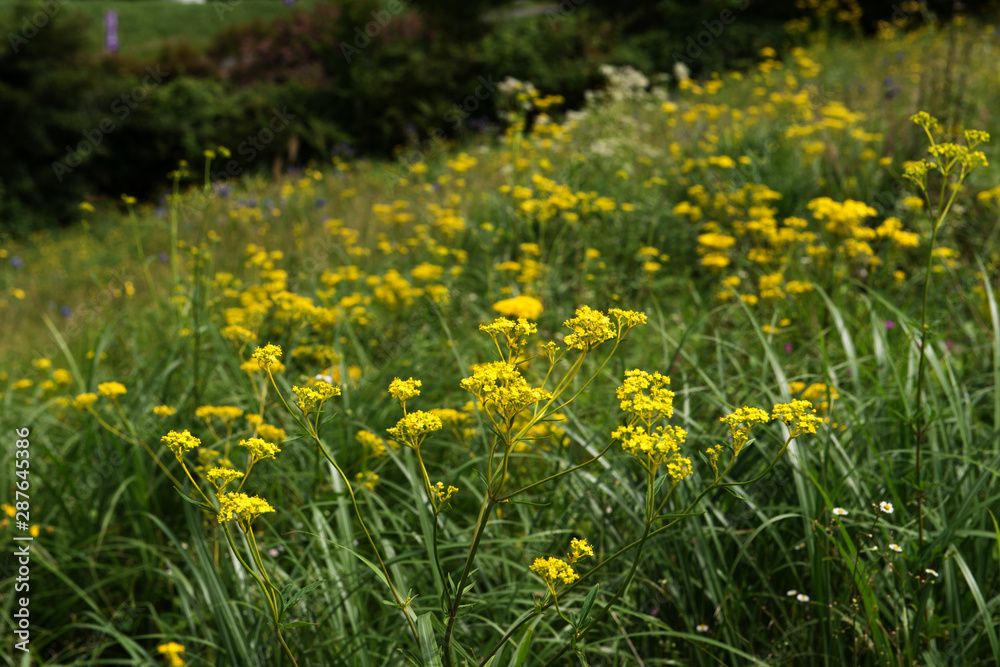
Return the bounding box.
[885,320,895,329]
[159,252,170,264]
[11,256,23,269]
[60,305,72,317]
[784,343,794,354]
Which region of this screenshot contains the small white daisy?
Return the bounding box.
[786,590,797,596]
[925,568,939,578]
[315,373,334,384]
[833,507,849,516]
[796,593,810,602]
[880,501,894,514]
[889,543,902,552]
[695,624,709,633]
[794,541,805,550]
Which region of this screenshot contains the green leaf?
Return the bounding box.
[510,628,533,667]
[506,499,550,507]
[283,579,326,612]
[653,474,669,496]
[173,487,215,513]
[417,612,443,667]
[278,621,316,629]
[723,486,749,501]
[330,543,390,590]
[578,584,599,627]
[654,511,706,522]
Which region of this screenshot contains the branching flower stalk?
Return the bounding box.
[441,308,646,666]
[904,111,989,544]
[254,344,422,649]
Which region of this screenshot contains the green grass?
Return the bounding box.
[1,17,999,667]
[1,0,322,58]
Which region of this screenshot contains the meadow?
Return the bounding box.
[1,16,1000,667]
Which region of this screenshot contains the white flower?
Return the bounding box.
[925,568,939,577]
[794,541,805,550]
[889,543,902,552]
[796,593,810,602]
[786,590,797,596]
[833,507,849,516]
[695,624,709,633]
[879,501,894,514]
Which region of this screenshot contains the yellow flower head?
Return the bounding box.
[386,410,443,448]
[460,361,551,420]
[771,400,821,435]
[434,481,459,505]
[252,343,283,370]
[480,317,537,359]
[74,393,99,410]
[161,430,201,459]
[721,406,770,455]
[357,430,389,457]
[206,467,244,490]
[568,537,594,563]
[98,382,127,399]
[157,642,186,667]
[493,295,544,320]
[388,377,422,404]
[154,405,178,417]
[563,306,615,351]
[217,492,275,524]
[530,556,578,589]
[292,382,341,414]
[257,423,286,444]
[239,437,281,461]
[617,369,674,421]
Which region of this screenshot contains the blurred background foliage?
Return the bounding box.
[1,0,999,235]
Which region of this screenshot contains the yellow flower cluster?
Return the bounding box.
[562,306,615,350]
[195,405,244,423]
[386,410,443,448]
[74,393,99,410]
[292,382,341,414]
[459,361,551,422]
[720,407,770,455]
[388,377,422,404]
[154,405,178,417]
[252,344,282,369]
[217,492,275,524]
[479,317,537,360]
[493,295,544,320]
[613,424,691,482]
[616,369,674,421]
[206,467,244,489]
[157,642,186,667]
[530,536,594,595]
[771,400,821,435]
[357,430,388,457]
[161,430,201,459]
[530,557,578,587]
[239,437,280,461]
[434,481,458,504]
[97,382,127,398]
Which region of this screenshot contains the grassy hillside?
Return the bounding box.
[1,19,999,666]
[0,0,322,58]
